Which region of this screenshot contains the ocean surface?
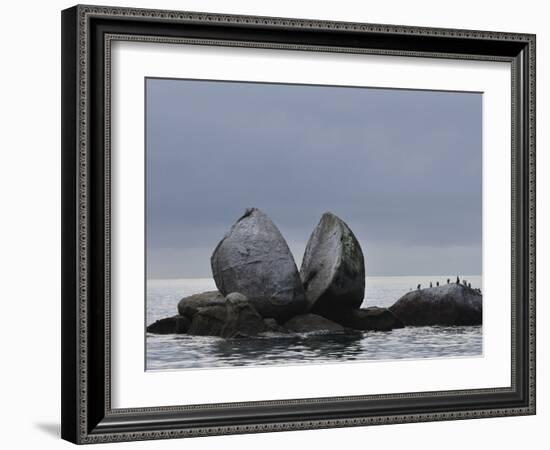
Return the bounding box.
[146,275,482,370]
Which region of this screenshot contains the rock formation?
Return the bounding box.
[300,212,365,317]
[211,208,307,321]
[333,307,404,331]
[146,315,190,334]
[389,283,482,326]
[147,209,478,339]
[184,292,270,338]
[187,305,227,336]
[283,313,345,333]
[177,291,225,318]
[263,318,289,334]
[220,293,268,338]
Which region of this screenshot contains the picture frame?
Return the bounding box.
[61,4,536,444]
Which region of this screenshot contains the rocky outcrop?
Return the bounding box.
[300,213,365,317]
[220,293,268,338]
[283,313,345,333]
[263,318,289,334]
[389,283,482,326]
[185,292,270,338]
[333,307,404,331]
[187,305,227,336]
[177,291,225,318]
[211,208,307,321]
[146,315,190,334]
[148,209,481,344]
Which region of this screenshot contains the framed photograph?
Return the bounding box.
[61,4,536,444]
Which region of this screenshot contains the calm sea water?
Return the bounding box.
[146,275,482,370]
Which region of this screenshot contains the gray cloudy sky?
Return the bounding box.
[146,78,482,279]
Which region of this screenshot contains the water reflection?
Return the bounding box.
[146,325,482,371]
[209,332,364,365]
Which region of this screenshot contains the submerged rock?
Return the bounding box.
[146,315,190,334]
[300,213,365,316]
[389,283,482,326]
[220,293,268,338]
[211,208,307,321]
[177,291,225,319]
[333,307,404,331]
[283,313,345,333]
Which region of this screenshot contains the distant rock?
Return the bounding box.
[300,213,365,316]
[389,283,482,326]
[146,315,190,334]
[211,208,307,321]
[220,293,268,338]
[177,291,225,318]
[283,313,345,333]
[333,307,404,331]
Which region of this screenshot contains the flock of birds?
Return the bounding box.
[413,276,481,293]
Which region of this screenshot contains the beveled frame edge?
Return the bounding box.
[61,4,536,444]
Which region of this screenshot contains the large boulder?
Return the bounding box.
[177,291,225,318]
[220,293,268,338]
[389,283,482,326]
[333,307,404,331]
[300,213,365,317]
[283,313,345,333]
[146,315,190,334]
[211,208,307,321]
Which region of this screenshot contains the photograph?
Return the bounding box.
[145,78,483,370]
[58,3,536,444]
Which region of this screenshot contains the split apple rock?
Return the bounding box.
[210,208,307,321]
[300,212,365,317]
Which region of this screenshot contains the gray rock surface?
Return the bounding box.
[184,293,271,338]
[220,293,268,338]
[389,283,482,326]
[283,313,345,333]
[300,212,365,316]
[187,305,227,336]
[146,315,190,334]
[333,307,404,331]
[211,208,307,321]
[177,291,225,318]
[263,318,289,334]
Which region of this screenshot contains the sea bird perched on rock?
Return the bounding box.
[436,281,439,287]
[389,283,482,326]
[447,278,450,284]
[417,284,421,290]
[456,276,460,284]
[430,282,433,288]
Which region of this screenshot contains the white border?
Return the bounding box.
[111,41,511,409]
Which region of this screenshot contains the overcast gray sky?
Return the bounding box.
[146,78,482,279]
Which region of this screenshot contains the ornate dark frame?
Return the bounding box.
[61,4,536,444]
